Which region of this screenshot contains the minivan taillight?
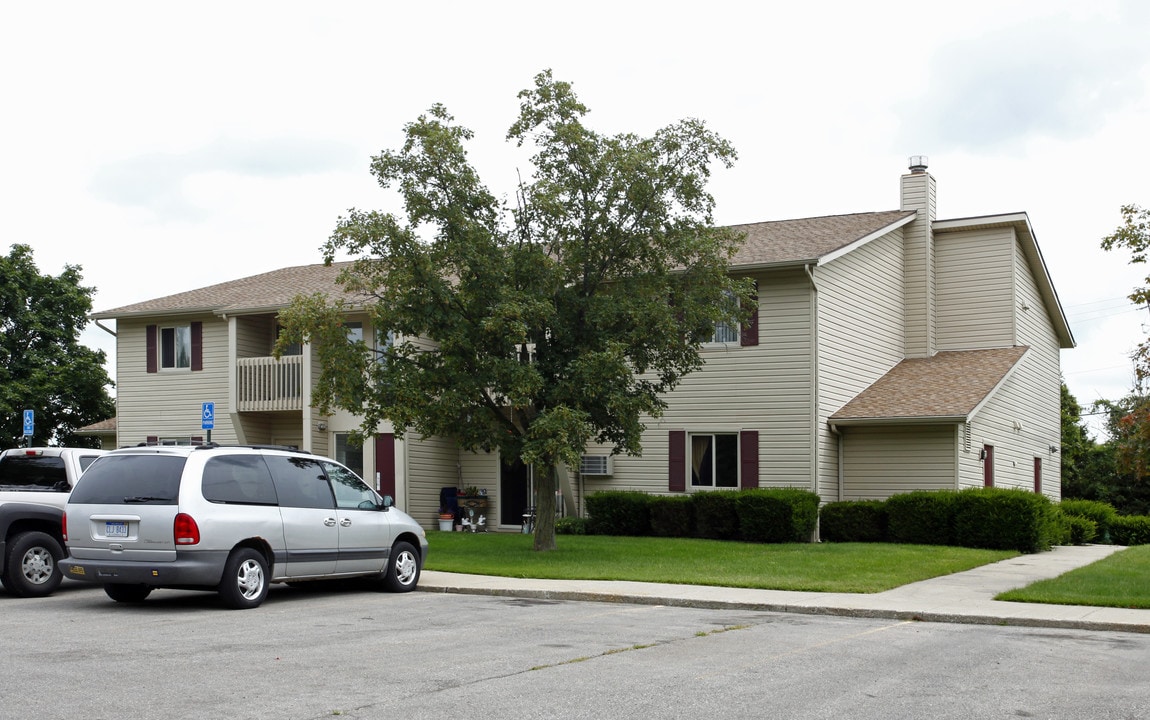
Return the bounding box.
[62,511,68,542]
[174,513,200,545]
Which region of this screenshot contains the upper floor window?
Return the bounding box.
[710,318,739,344]
[146,322,202,374]
[161,325,191,369]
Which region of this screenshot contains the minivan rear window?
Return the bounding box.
[69,455,186,505]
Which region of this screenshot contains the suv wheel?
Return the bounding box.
[383,541,420,592]
[105,584,152,603]
[218,548,268,609]
[2,531,64,597]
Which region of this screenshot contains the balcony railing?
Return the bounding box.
[236,355,302,411]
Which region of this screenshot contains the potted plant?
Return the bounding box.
[437,507,454,532]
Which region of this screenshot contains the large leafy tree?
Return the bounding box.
[278,70,748,550]
[0,244,114,449]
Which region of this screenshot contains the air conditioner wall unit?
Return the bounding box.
[579,454,614,476]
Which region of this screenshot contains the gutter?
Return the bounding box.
[93,319,117,338]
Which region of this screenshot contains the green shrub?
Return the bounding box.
[820,500,889,543]
[1065,515,1098,545]
[692,490,741,540]
[952,487,1055,553]
[1110,515,1150,546]
[585,491,652,536]
[736,488,820,543]
[649,495,695,538]
[886,490,957,545]
[555,516,589,535]
[1058,499,1118,543]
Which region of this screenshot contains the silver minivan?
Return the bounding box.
[62,445,428,609]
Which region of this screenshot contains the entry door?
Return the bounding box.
[500,459,530,526]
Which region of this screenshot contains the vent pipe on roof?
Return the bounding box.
[908,155,929,173]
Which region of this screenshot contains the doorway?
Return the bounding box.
[500,458,531,527]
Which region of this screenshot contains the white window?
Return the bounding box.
[374,328,395,363]
[690,433,739,488]
[708,291,739,344]
[334,433,364,479]
[160,325,191,369]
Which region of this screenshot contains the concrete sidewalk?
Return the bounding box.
[418,544,1150,634]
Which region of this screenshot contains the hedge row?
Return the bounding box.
[581,489,819,543]
[822,492,1150,550]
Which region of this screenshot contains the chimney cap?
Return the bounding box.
[908,155,929,173]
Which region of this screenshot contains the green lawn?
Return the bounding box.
[996,545,1150,609]
[425,532,1017,594]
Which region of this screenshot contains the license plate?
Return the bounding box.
[105,521,128,538]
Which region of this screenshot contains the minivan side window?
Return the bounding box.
[323,461,377,509]
[202,455,278,506]
[264,456,334,509]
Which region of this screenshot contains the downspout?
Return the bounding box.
[94,319,117,337]
[829,422,843,501]
[805,263,820,498]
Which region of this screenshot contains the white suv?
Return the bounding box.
[62,444,427,609]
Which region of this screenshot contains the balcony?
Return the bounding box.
[236,355,302,412]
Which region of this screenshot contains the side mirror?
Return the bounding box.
[381,494,394,509]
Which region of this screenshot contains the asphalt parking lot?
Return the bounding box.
[4,581,1149,720]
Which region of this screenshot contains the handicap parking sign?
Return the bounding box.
[23,409,34,436]
[202,402,215,430]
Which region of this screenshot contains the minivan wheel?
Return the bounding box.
[218,548,268,609]
[104,583,152,603]
[2,531,64,597]
[383,541,420,592]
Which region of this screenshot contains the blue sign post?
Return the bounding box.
[201,402,215,444]
[22,410,34,446]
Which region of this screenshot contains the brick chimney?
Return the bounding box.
[901,156,936,358]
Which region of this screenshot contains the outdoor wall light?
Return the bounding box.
[316,421,328,432]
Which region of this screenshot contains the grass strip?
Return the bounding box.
[996,545,1150,608]
[425,532,1016,594]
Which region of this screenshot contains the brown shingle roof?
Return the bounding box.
[92,210,915,319]
[729,210,915,266]
[830,347,1029,423]
[92,262,362,318]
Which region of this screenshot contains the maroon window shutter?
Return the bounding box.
[740,282,759,346]
[1033,457,1042,494]
[668,430,686,492]
[146,325,158,373]
[375,433,396,497]
[740,430,759,489]
[191,321,203,371]
[983,445,995,487]
[146,436,158,446]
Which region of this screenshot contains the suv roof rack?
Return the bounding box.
[190,443,311,454]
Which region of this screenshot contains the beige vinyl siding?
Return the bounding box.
[408,435,465,529]
[961,237,1063,498]
[841,425,957,499]
[901,174,936,358]
[618,269,814,495]
[115,315,233,446]
[815,229,906,501]
[935,228,1015,350]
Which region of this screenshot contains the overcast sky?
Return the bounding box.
[3,0,1148,437]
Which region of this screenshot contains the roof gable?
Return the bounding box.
[728,210,915,268]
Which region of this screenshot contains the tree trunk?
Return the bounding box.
[532,462,558,551]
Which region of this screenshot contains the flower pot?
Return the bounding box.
[437,516,453,532]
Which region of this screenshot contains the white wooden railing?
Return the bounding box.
[236,355,303,411]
